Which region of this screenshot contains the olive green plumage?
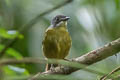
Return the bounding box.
[42,15,71,71]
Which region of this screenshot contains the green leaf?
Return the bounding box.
[0,28,24,39]
[3,65,29,77]
[3,66,16,76]
[0,44,23,59]
[6,48,23,59]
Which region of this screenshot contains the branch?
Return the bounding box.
[101,66,120,80]
[0,0,73,57]
[0,58,106,75]
[30,38,120,79]
[0,58,46,65]
[0,38,120,79]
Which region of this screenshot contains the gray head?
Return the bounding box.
[51,15,70,27]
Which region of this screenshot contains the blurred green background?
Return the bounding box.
[0,0,120,80]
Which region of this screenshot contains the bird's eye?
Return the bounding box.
[56,18,59,21]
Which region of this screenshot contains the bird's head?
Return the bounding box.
[51,15,70,27]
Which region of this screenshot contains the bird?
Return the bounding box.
[42,15,72,71]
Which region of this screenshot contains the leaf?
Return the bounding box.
[0,28,24,39]
[6,48,23,59]
[3,65,29,77]
[3,66,16,76]
[0,44,23,59]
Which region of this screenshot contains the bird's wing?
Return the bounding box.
[42,29,60,58]
[58,31,72,58]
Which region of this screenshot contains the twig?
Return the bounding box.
[0,58,107,80]
[0,58,46,65]
[100,66,120,80]
[5,74,81,80]
[0,58,106,76]
[0,0,73,57]
[0,57,109,79]
[30,38,120,79]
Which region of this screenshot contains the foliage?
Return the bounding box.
[0,0,120,80]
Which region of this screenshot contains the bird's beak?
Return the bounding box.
[61,17,70,21]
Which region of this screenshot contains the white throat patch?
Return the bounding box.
[56,21,67,27]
